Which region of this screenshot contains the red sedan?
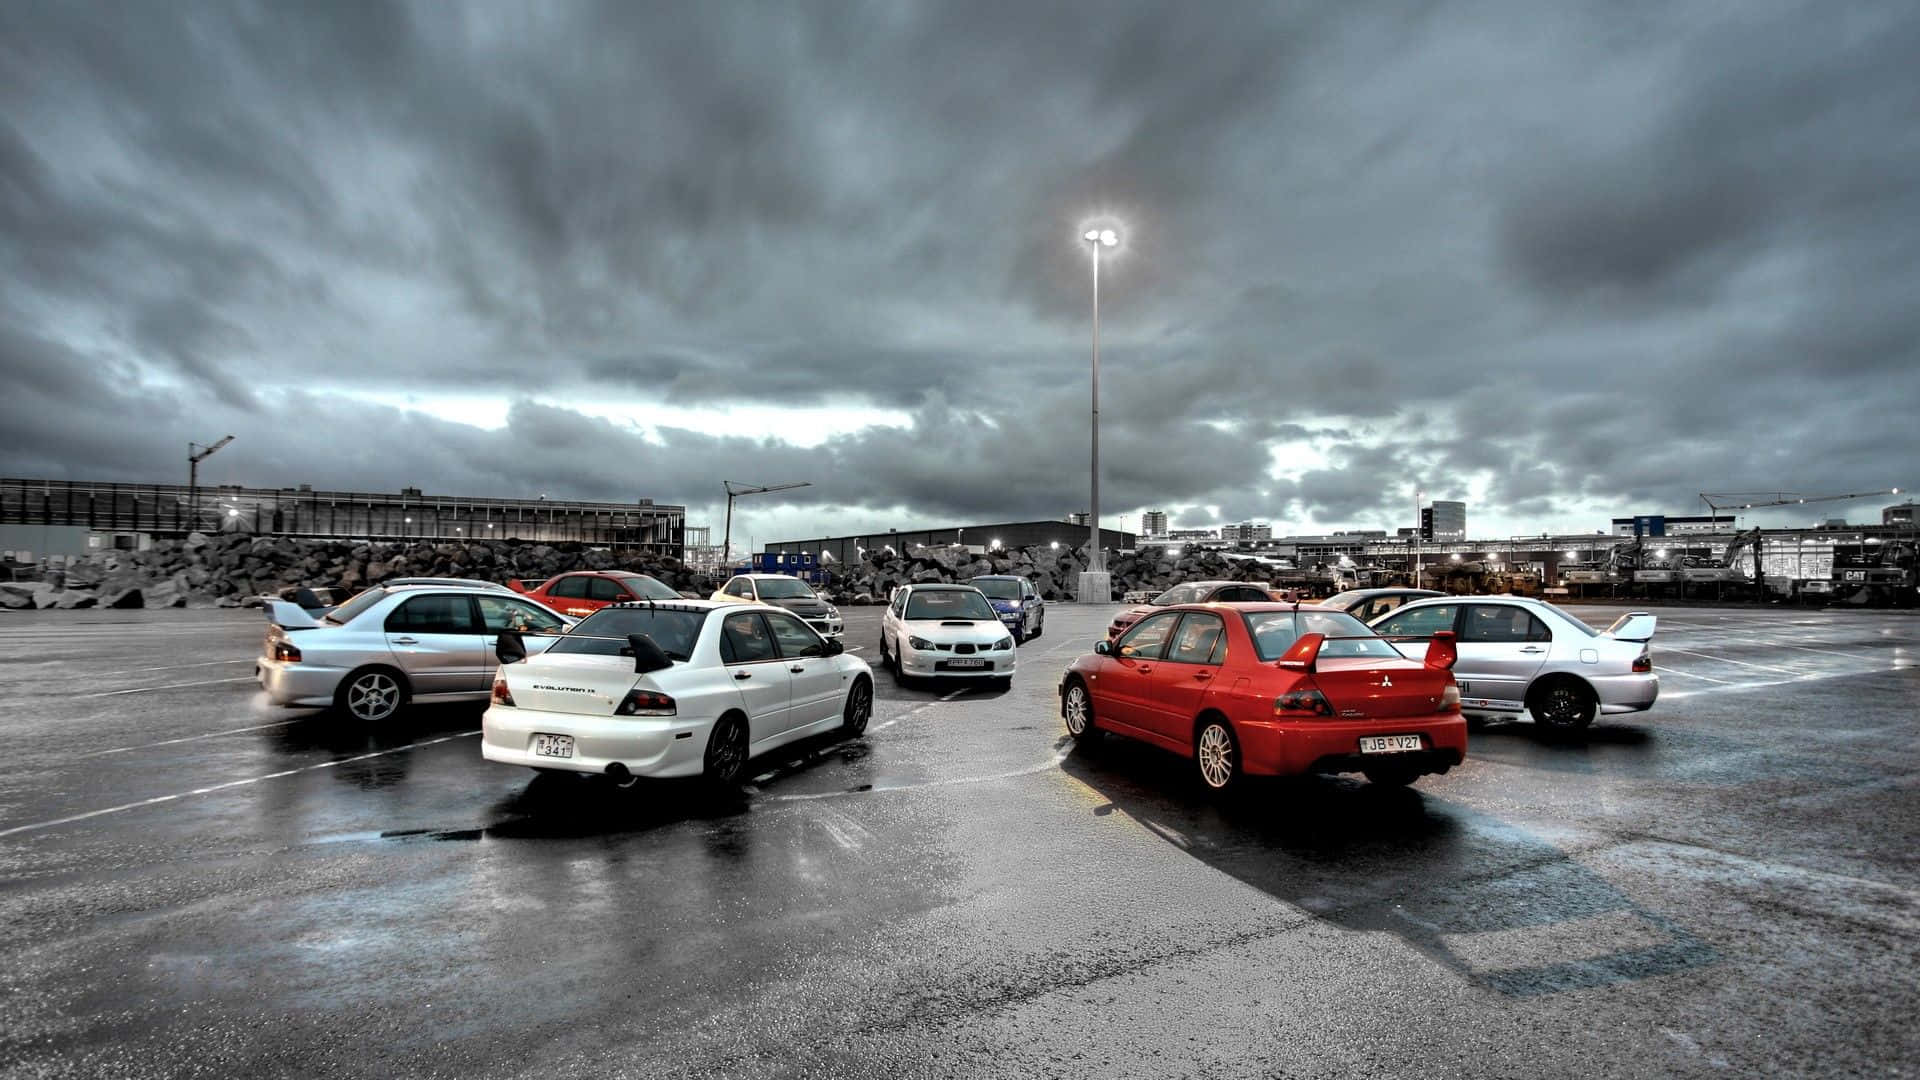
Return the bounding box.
[508,571,679,619]
[1060,603,1465,793]
[1107,580,1274,639]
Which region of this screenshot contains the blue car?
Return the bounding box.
[967,575,1045,643]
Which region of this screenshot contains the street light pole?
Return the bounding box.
[1413,488,1423,587]
[1082,227,1117,591]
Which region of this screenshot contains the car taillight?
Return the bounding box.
[1440,685,1461,712]
[1633,649,1652,673]
[615,689,676,717]
[491,679,515,707]
[271,641,302,663]
[1274,688,1333,716]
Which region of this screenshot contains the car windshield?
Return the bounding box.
[323,588,391,626]
[615,573,681,600]
[1241,610,1402,661]
[904,589,997,620]
[1322,590,1367,609]
[552,608,707,660]
[752,577,816,600]
[1152,583,1207,605]
[971,579,1022,601]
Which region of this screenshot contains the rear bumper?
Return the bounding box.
[255,659,346,708]
[1593,672,1659,714]
[481,703,711,779]
[1237,713,1468,777]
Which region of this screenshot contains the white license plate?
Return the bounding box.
[947,658,988,669]
[1359,734,1423,754]
[532,733,575,758]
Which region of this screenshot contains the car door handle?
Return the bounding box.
[1193,671,1211,680]
[1137,665,1153,673]
[734,671,752,681]
[391,637,418,645]
[790,666,806,673]
[1520,646,1545,654]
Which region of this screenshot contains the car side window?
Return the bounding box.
[587,577,628,602]
[550,576,589,599]
[1375,604,1458,639]
[1371,596,1404,620]
[385,594,478,634]
[1116,612,1181,660]
[1461,605,1551,644]
[720,613,777,663]
[891,590,907,616]
[727,578,753,598]
[475,596,566,633]
[764,611,826,658]
[1168,612,1226,664]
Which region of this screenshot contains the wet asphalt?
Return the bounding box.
[0,602,1914,1078]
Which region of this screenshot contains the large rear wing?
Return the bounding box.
[1603,612,1657,642]
[265,599,324,631]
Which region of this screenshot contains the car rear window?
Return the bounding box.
[615,573,681,600]
[971,578,1022,601]
[1241,610,1401,661]
[553,608,708,661]
[324,588,390,625]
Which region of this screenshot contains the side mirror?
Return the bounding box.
[625,634,673,674]
[824,638,845,656]
[1093,640,1112,656]
[495,630,527,665]
[1278,632,1325,672]
[1425,630,1458,670]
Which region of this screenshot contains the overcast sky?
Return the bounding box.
[3,2,1916,544]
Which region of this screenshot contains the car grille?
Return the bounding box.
[953,643,977,654]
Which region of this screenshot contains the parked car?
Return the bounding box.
[1107,580,1275,639]
[1367,596,1657,730]
[481,600,872,787]
[1060,603,1464,793]
[510,571,680,619]
[385,577,515,593]
[1320,588,1445,623]
[256,585,573,722]
[710,573,843,639]
[967,574,1045,642]
[878,583,1016,687]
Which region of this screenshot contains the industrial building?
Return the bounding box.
[764,520,1137,566]
[1422,500,1467,539]
[0,477,686,556]
[1141,509,1168,537]
[1220,521,1273,543]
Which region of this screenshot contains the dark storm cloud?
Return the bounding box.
[2,2,1917,535]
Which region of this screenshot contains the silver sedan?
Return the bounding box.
[1368,596,1658,730]
[256,585,573,722]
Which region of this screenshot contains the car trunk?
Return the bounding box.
[507,652,643,714]
[1309,657,1453,719]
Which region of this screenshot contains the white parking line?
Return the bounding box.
[1659,646,1801,675]
[80,719,304,757]
[869,688,968,733]
[1657,667,1737,685]
[0,731,480,840]
[1664,664,1914,701]
[85,676,258,698]
[92,659,255,677]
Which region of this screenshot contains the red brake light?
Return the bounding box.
[615,689,676,717]
[1633,649,1652,673]
[491,679,515,707]
[271,641,302,663]
[1274,688,1333,716]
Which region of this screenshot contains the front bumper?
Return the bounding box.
[1234,713,1468,778]
[255,658,348,708]
[481,703,712,779]
[899,644,1015,679]
[802,615,844,639]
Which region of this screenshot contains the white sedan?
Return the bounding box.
[877,583,1016,687]
[482,600,873,786]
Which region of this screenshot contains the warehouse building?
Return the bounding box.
[764,520,1136,566]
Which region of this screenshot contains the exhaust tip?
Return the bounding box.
[604,762,630,781]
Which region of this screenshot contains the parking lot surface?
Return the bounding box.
[0,602,1915,1077]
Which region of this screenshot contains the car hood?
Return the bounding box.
[765,596,830,616]
[900,618,1007,644]
[988,598,1024,612]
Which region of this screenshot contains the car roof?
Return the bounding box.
[382,582,522,595]
[386,577,512,590]
[901,582,983,590]
[601,598,731,613]
[1339,587,1443,598]
[737,573,809,580]
[968,574,1023,580]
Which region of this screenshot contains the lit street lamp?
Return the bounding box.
[1081,225,1118,599]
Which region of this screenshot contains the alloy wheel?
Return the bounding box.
[346,672,400,722]
[1197,723,1236,790]
[843,680,872,735]
[705,716,747,784]
[1063,685,1090,735]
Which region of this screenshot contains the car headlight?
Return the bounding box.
[995,637,1014,650]
[908,635,934,650]
[827,604,840,617]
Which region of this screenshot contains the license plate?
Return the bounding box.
[532,733,575,758]
[1359,734,1423,754]
[947,658,988,669]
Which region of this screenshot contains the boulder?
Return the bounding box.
[102,586,145,609]
[48,589,99,609]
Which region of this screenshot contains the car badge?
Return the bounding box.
[1379,675,1393,687]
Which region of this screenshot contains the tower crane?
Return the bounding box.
[722,480,812,565]
[188,435,235,529]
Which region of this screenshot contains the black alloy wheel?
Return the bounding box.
[703,714,749,786]
[1530,679,1598,730]
[841,679,872,735]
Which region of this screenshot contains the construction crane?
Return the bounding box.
[1699,488,1901,528]
[188,435,235,529]
[722,480,812,565]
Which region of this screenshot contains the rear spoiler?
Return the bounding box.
[265,599,324,631]
[507,578,540,595]
[1603,612,1658,642]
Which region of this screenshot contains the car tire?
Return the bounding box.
[992,675,1013,691]
[840,677,872,735]
[1528,678,1597,731]
[335,666,408,723]
[703,713,750,787]
[1030,612,1043,640]
[1194,716,1243,795]
[1363,766,1421,787]
[1061,678,1100,745]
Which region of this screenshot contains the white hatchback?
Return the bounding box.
[877,583,1016,687]
[483,600,873,786]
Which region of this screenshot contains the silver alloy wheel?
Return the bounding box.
[1063,684,1090,735]
[1197,723,1235,789]
[346,672,400,722]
